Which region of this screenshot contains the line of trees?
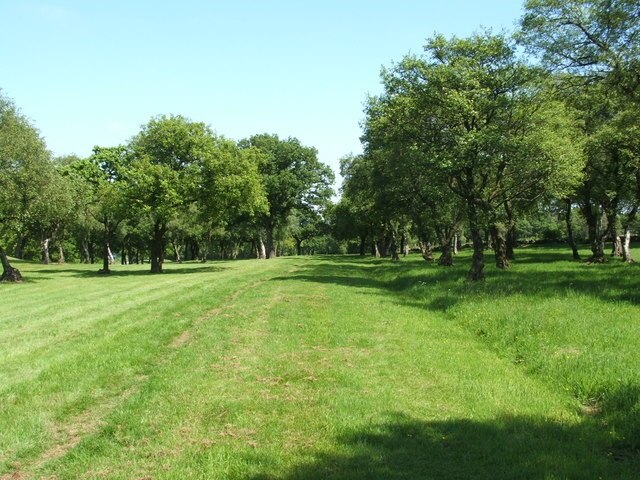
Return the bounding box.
[0,107,334,281]
[2,0,637,283]
[333,0,639,280]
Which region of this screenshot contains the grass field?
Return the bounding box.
[1,246,639,479]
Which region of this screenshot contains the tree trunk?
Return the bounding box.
[88,241,95,264]
[469,228,485,280]
[612,236,623,257]
[621,229,634,263]
[295,238,302,256]
[219,240,226,260]
[504,201,516,261]
[257,236,267,260]
[57,241,65,264]
[505,227,516,261]
[82,238,91,264]
[13,234,26,259]
[373,241,381,258]
[41,237,51,265]
[453,234,458,255]
[172,240,182,263]
[437,232,454,266]
[390,232,400,262]
[467,202,485,281]
[438,242,453,266]
[199,231,210,263]
[377,237,388,258]
[419,241,434,261]
[150,221,166,273]
[583,205,605,263]
[0,245,22,282]
[621,205,637,263]
[485,230,492,251]
[489,223,509,269]
[605,208,622,257]
[564,199,580,260]
[400,232,406,257]
[99,222,111,274]
[266,224,276,259]
[359,235,367,256]
[100,246,110,273]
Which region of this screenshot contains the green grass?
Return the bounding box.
[1,246,639,479]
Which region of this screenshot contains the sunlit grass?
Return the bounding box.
[1,247,639,479]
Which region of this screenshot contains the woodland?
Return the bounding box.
[1,0,639,282]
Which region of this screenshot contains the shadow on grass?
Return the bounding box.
[273,250,640,458]
[251,413,638,480]
[27,263,227,279]
[277,250,640,310]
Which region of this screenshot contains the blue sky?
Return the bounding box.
[1,1,525,182]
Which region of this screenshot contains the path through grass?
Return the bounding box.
[1,248,639,479]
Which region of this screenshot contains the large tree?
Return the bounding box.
[0,93,51,281]
[128,115,214,273]
[520,0,640,97]
[365,33,584,280]
[196,136,267,261]
[520,1,640,262]
[27,167,79,265]
[337,154,386,257]
[240,134,334,258]
[362,91,466,266]
[64,146,130,273]
[129,115,268,272]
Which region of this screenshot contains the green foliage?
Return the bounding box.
[358,32,585,274]
[0,92,51,236]
[240,134,334,256]
[198,136,267,227]
[520,0,640,95]
[242,134,334,218]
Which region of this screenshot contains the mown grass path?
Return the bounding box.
[1,249,639,479]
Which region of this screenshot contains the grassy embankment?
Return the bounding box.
[1,246,639,479]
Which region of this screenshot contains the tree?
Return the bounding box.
[27,167,79,264]
[337,154,386,257]
[579,87,639,262]
[366,33,584,280]
[0,92,51,281]
[362,91,466,266]
[64,146,130,273]
[288,207,329,256]
[197,136,267,261]
[520,1,640,262]
[128,115,268,272]
[239,134,334,259]
[128,115,214,273]
[520,0,640,97]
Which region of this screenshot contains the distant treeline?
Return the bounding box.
[1,0,638,282]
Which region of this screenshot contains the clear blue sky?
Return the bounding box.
[1,0,525,182]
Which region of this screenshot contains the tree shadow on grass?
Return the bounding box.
[27,263,227,279]
[250,412,639,480]
[277,251,640,310]
[272,252,640,458]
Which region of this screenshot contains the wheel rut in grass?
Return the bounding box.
[167,268,297,350]
[0,380,144,480]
